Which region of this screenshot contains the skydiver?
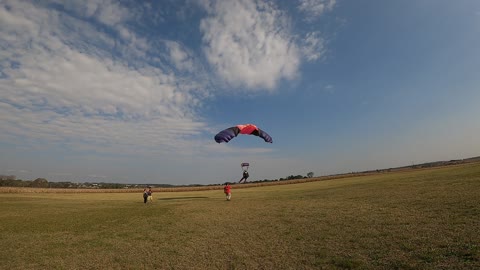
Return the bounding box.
[239,170,249,184]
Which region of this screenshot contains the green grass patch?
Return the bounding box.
[1,163,479,269]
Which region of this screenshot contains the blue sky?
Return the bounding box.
[1,0,479,185]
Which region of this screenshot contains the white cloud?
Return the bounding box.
[166,41,195,72]
[58,0,132,26]
[200,0,300,90]
[0,0,339,183]
[298,0,336,20]
[301,31,325,61]
[324,84,335,93]
[0,1,208,156]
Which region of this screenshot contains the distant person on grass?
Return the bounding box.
[143,188,148,204]
[147,187,153,202]
[224,182,232,201]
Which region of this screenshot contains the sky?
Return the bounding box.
[1,0,479,185]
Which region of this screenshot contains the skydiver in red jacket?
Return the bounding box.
[224,182,232,201]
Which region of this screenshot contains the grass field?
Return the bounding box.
[1,163,479,269]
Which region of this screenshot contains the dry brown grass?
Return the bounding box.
[1,162,479,269]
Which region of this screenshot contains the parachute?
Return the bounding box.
[241,162,249,171]
[214,124,272,143]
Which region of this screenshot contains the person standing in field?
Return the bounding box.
[143,188,148,204]
[147,187,153,202]
[224,182,232,201]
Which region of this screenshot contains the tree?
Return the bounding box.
[31,178,49,188]
[307,172,314,178]
[0,175,16,180]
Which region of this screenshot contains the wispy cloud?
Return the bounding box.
[166,41,195,72]
[0,0,208,155]
[0,0,333,157]
[324,84,335,93]
[0,0,338,183]
[60,0,133,26]
[298,0,336,20]
[301,31,325,61]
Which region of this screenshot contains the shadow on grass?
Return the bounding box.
[157,196,209,201]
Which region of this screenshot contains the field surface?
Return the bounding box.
[1,163,479,269]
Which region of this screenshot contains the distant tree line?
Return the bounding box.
[1,172,316,188]
[0,177,50,188]
[0,176,133,189]
[0,175,16,180]
[231,172,314,184]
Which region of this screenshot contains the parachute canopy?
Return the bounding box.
[241,162,249,171]
[214,124,272,143]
